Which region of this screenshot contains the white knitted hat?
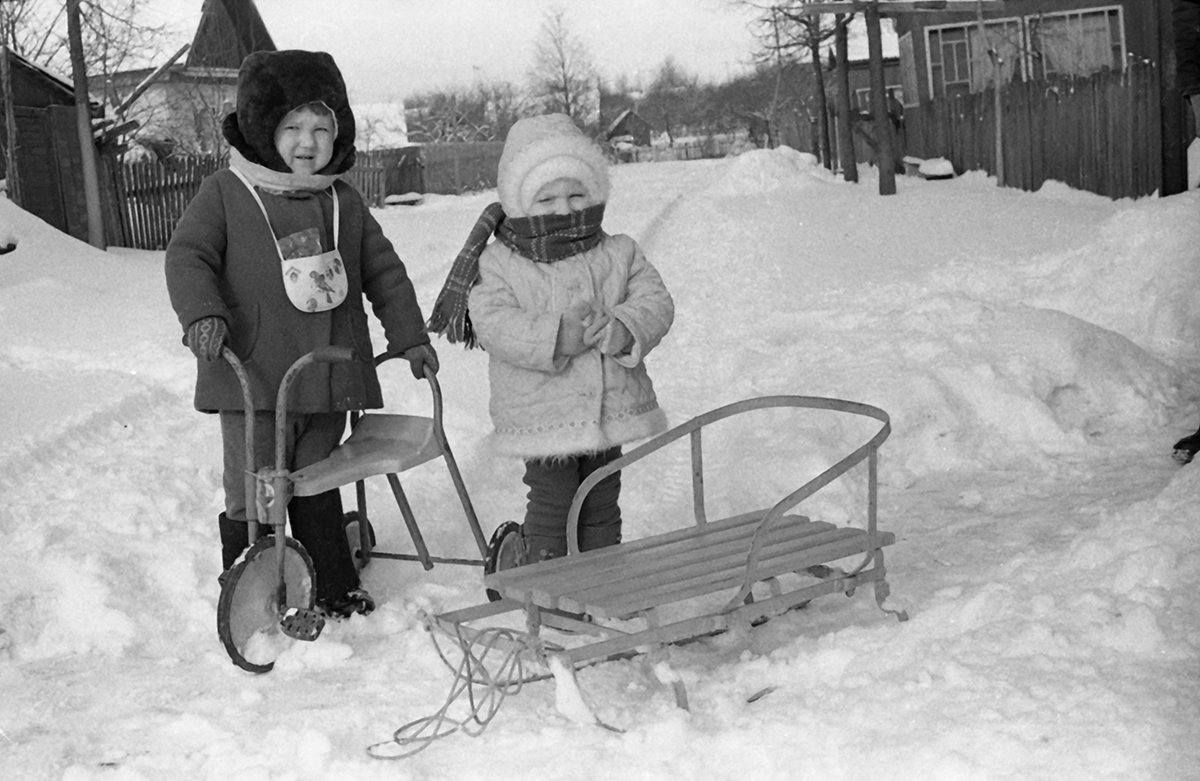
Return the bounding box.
[497,114,610,217]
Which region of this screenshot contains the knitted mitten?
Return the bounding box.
[186,316,228,361]
[402,343,440,379]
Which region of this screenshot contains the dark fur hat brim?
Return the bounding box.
[223,50,357,175]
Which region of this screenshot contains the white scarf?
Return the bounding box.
[228,147,340,194]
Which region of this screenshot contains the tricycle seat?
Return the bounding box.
[290,413,441,497]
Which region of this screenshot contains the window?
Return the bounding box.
[1028,7,1124,79]
[854,86,905,115]
[926,18,1026,99]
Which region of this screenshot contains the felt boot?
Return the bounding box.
[287,490,362,606]
[1173,428,1200,465]
[522,529,568,563]
[578,467,621,553]
[219,512,250,571]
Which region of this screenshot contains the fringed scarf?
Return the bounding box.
[426,201,606,348]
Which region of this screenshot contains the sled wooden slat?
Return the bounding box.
[487,514,894,618]
[489,509,828,591]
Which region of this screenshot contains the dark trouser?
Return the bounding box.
[218,411,359,602]
[522,446,622,563]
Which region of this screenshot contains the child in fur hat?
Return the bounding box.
[165,50,438,619]
[429,113,674,564]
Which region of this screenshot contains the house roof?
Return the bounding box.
[8,50,75,99]
[187,0,276,70]
[607,108,649,136]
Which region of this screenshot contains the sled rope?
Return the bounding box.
[367,624,552,759]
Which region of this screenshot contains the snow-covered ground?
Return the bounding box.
[2,149,1199,781]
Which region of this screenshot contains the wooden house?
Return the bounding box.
[890,0,1155,108]
[606,109,653,147]
[1,51,103,241]
[884,0,1185,197]
[96,0,275,156]
[842,55,903,116]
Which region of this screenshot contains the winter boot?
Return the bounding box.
[219,512,250,572]
[319,588,375,619]
[1173,428,1200,465]
[578,467,622,553]
[287,490,363,607]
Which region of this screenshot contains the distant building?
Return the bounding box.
[606,109,652,147]
[92,0,275,156]
[2,50,103,240]
[891,1,1148,107]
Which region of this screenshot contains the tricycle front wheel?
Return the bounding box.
[216,536,317,673]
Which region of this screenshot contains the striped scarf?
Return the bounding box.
[426,201,606,348]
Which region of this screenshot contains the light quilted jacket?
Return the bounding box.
[468,232,674,458]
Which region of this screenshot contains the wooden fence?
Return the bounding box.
[102,151,408,250]
[102,155,224,250]
[904,60,1162,199]
[422,141,504,194]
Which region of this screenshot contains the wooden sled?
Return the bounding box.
[428,395,909,709]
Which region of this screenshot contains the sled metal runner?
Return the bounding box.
[429,395,908,688]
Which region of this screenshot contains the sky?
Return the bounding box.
[2,145,1200,778]
[140,0,773,102]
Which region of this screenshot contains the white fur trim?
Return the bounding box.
[498,115,610,217]
[487,406,668,460]
[518,156,605,216]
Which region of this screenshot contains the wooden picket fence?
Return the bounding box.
[903,60,1162,199]
[101,151,403,250]
[102,155,224,250]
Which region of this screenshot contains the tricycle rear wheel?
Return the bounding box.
[343,511,376,571]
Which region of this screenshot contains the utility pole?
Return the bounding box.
[866,1,895,194]
[977,1,1003,186]
[833,15,857,182]
[67,0,104,248]
[1158,0,1187,196]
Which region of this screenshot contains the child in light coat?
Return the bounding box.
[166,50,438,617]
[429,113,674,562]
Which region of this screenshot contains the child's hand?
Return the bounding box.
[403,343,439,379]
[596,318,633,356]
[557,300,608,358]
[557,311,588,357]
[186,316,227,362]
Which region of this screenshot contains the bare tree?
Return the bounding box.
[406,81,528,144]
[1,0,164,85]
[640,56,703,146]
[740,2,837,166]
[528,8,599,129]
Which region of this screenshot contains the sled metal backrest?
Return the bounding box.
[564,396,892,606]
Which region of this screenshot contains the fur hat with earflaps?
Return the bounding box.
[222,49,357,175]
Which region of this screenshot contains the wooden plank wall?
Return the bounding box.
[904,61,1162,199]
[421,141,504,194]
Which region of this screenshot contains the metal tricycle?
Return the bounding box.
[215,345,488,672]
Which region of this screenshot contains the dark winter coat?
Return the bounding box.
[1177,0,1200,97]
[165,169,429,413]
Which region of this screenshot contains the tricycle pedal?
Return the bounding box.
[281,607,325,642]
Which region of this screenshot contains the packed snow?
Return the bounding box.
[2,147,1199,781]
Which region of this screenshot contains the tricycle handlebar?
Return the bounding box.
[310,346,356,364]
